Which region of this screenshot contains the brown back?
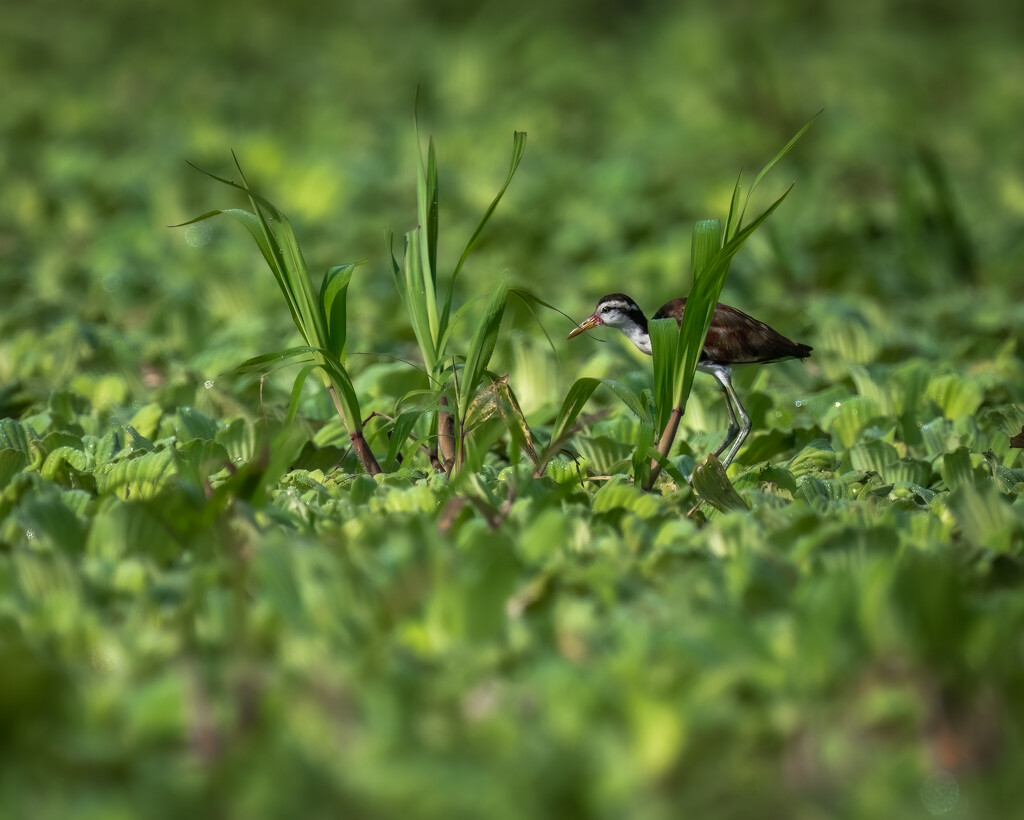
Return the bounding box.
[653,298,812,366]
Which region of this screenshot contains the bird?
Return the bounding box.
[568,293,812,467]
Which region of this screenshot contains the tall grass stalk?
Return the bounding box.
[178,156,381,475]
[644,114,819,490]
[387,110,526,474]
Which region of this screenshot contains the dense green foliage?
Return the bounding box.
[3,1,1024,817]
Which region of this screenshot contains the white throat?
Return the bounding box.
[622,321,652,356]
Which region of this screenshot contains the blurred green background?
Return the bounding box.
[5,0,1024,391]
[3,0,1024,817]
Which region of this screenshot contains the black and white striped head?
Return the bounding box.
[567,293,652,355]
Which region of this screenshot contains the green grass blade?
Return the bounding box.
[317,354,363,434]
[227,155,326,349]
[672,219,724,408]
[227,346,318,374]
[181,159,376,471]
[414,124,440,342]
[386,227,407,305]
[319,263,356,362]
[451,131,527,284]
[283,364,319,429]
[722,186,793,262]
[631,420,655,488]
[548,379,600,444]
[249,202,325,350]
[435,293,490,365]
[649,318,682,433]
[424,139,439,288]
[181,158,328,351]
[402,228,439,374]
[555,377,650,434]
[180,207,307,343]
[671,187,793,418]
[384,410,424,471]
[724,169,745,247]
[440,131,527,338]
[735,111,820,235]
[537,377,649,473]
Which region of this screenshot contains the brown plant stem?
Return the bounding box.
[438,395,456,470]
[644,404,683,491]
[327,385,381,475]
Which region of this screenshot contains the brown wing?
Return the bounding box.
[654,298,812,366]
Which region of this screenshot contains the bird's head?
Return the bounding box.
[567,293,645,339]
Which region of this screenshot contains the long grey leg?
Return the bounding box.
[704,365,750,468]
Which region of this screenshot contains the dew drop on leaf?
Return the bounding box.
[185,221,213,247]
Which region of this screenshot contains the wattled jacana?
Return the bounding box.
[568,293,812,467]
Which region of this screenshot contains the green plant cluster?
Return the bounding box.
[3,0,1024,817]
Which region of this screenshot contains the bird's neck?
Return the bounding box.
[620,315,652,356]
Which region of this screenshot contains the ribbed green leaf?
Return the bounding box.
[927,373,984,420]
[17,494,86,554]
[173,438,231,488]
[828,396,882,449]
[0,448,28,486]
[691,455,750,513]
[941,446,976,491]
[40,446,89,481]
[787,439,838,477]
[576,435,632,475]
[0,418,34,462]
[176,407,221,442]
[87,499,180,564]
[96,449,177,500]
[592,478,663,519]
[848,439,898,475]
[797,474,852,505]
[882,459,932,487]
[216,418,259,465]
[949,484,1017,552]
